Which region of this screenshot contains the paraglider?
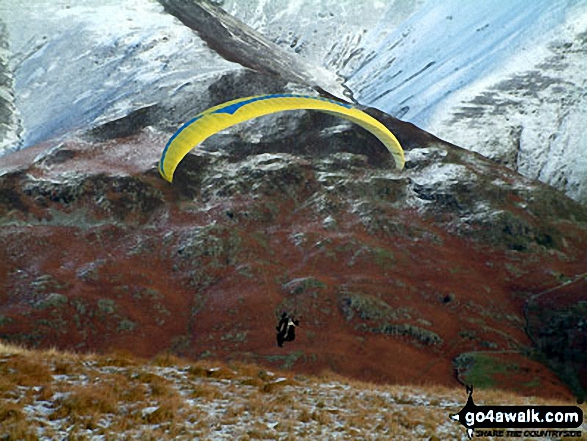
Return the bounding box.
[159,93,405,348]
[158,93,405,182]
[276,311,300,348]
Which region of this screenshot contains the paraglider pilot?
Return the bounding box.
[276,312,299,347]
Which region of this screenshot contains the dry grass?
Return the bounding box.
[93,349,140,368]
[0,354,53,387]
[0,401,37,440]
[142,397,183,424]
[134,371,174,398]
[0,401,24,424]
[189,383,224,400]
[50,383,118,420]
[151,351,187,368]
[0,339,585,440]
[186,362,235,380]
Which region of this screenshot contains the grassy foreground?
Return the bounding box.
[0,341,584,440]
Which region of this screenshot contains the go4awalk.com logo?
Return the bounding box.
[450,386,583,439]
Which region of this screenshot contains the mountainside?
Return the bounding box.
[0,0,586,404]
[1,69,587,401]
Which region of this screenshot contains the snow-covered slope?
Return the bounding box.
[220,0,587,203]
[2,0,586,201]
[0,20,20,155]
[1,0,238,149]
[425,10,587,203]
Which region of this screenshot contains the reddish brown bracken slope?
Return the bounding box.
[1,118,586,401]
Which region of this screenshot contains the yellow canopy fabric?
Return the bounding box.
[159,94,404,182]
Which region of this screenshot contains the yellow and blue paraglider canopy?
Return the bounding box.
[159,93,405,182]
